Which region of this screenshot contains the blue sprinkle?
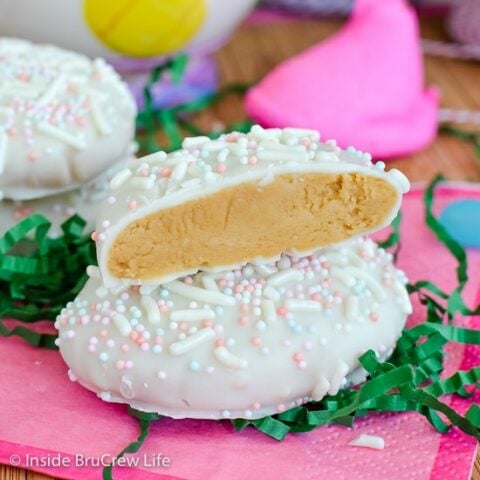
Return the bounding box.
[152,345,162,354]
[223,288,233,295]
[99,352,108,362]
[215,306,224,315]
[294,325,303,334]
[160,289,169,298]
[439,200,480,249]
[130,318,139,326]
[190,360,200,371]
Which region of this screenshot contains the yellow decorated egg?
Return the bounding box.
[0,0,255,58]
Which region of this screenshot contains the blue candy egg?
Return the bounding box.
[439,199,480,249]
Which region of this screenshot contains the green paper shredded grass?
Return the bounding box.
[0,214,95,349]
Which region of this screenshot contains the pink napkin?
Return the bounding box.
[245,0,439,158]
[0,182,479,480]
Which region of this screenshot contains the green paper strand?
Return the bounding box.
[102,408,163,479]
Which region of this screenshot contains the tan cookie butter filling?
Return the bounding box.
[107,172,398,281]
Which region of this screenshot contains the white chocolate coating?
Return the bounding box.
[0,38,137,200]
[94,125,410,287]
[0,154,135,237]
[56,237,411,420]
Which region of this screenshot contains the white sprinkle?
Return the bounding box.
[169,328,215,355]
[86,265,101,279]
[145,151,167,163]
[255,264,276,277]
[171,161,188,182]
[328,361,349,395]
[267,268,304,287]
[348,434,385,450]
[0,132,7,174]
[95,286,108,298]
[330,268,356,287]
[261,299,277,323]
[263,285,280,301]
[131,177,155,190]
[182,136,210,148]
[37,123,86,150]
[311,376,330,401]
[141,296,161,324]
[90,95,112,135]
[214,346,248,369]
[285,299,322,313]
[170,309,215,322]
[257,149,308,163]
[201,275,219,291]
[166,280,235,306]
[217,148,229,163]
[36,74,65,106]
[112,312,132,337]
[110,168,132,189]
[345,296,359,322]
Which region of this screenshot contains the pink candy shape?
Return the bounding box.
[245,0,439,158]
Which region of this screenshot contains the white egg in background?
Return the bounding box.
[0,0,256,59]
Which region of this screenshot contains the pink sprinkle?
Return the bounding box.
[203,320,214,328]
[248,155,257,165]
[215,339,225,347]
[218,279,227,288]
[155,336,163,344]
[240,304,249,313]
[277,307,287,317]
[179,322,188,332]
[91,231,99,241]
[235,285,244,293]
[131,331,139,341]
[383,278,393,287]
[246,285,255,293]
[88,345,96,353]
[370,312,379,322]
[128,200,138,211]
[239,316,249,326]
[293,352,303,362]
[251,336,261,346]
[252,402,261,410]
[160,305,169,313]
[7,127,17,136]
[334,291,343,298]
[100,329,108,337]
[301,139,311,148]
[132,286,141,294]
[161,167,172,178]
[27,152,37,161]
[215,163,226,174]
[184,277,193,285]
[121,344,129,353]
[116,360,125,370]
[276,404,285,412]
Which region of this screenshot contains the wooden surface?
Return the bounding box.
[1,13,480,480]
